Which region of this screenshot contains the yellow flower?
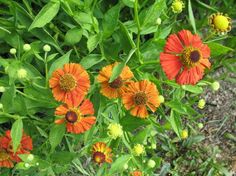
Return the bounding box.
[158,95,165,103]
[208,13,232,35]
[198,99,206,109]
[107,123,123,139]
[133,144,145,156]
[171,0,185,14]
[181,129,188,139]
[17,68,28,79]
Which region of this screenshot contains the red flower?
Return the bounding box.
[55,98,96,134]
[160,30,211,85]
[0,149,14,168]
[0,130,33,162]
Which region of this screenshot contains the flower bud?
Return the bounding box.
[17,68,28,79]
[198,123,204,129]
[133,144,145,156]
[158,95,165,103]
[181,129,188,139]
[24,163,30,168]
[23,44,31,51]
[27,154,34,161]
[156,18,162,25]
[43,44,51,52]
[0,86,5,92]
[147,159,156,168]
[123,163,128,170]
[0,103,3,109]
[211,81,220,91]
[151,143,156,149]
[198,99,206,109]
[107,123,123,139]
[171,0,185,14]
[10,48,16,55]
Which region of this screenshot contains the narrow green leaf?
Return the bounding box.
[49,124,66,150]
[48,50,72,77]
[188,0,196,33]
[168,111,182,138]
[11,118,23,153]
[109,62,125,83]
[80,54,103,69]
[29,1,60,30]
[182,85,203,94]
[109,155,131,174]
[87,34,101,53]
[208,42,234,57]
[65,27,83,45]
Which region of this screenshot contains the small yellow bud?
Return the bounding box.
[151,143,156,149]
[23,44,31,51]
[43,44,51,52]
[27,154,34,161]
[123,163,128,170]
[158,95,165,103]
[171,0,185,14]
[156,18,162,25]
[198,123,204,129]
[0,86,5,92]
[10,48,16,55]
[0,103,3,109]
[133,144,145,156]
[147,159,156,168]
[198,99,206,109]
[107,123,123,139]
[24,163,30,168]
[181,129,188,139]
[211,81,220,91]
[17,68,28,79]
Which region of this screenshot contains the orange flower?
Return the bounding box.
[92,142,112,164]
[122,80,160,118]
[130,170,143,176]
[97,63,134,99]
[55,98,96,134]
[49,63,90,106]
[0,150,14,168]
[0,130,33,163]
[160,30,211,85]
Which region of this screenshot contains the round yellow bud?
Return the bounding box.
[156,18,162,25]
[23,44,31,51]
[181,129,188,139]
[211,81,220,91]
[198,123,204,129]
[151,143,156,149]
[147,159,156,168]
[123,163,128,170]
[27,154,34,161]
[133,144,145,156]
[10,48,16,55]
[24,163,30,168]
[213,15,229,31]
[198,99,206,109]
[17,68,28,79]
[107,123,123,139]
[0,86,5,92]
[43,44,51,52]
[158,95,165,103]
[171,0,184,14]
[0,103,3,109]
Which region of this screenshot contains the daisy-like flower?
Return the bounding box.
[92,142,112,164]
[107,123,123,139]
[171,0,185,14]
[97,63,134,99]
[130,170,143,176]
[208,13,232,35]
[55,98,96,134]
[0,130,33,163]
[122,80,160,118]
[133,144,145,156]
[160,30,211,85]
[0,150,14,168]
[49,63,90,106]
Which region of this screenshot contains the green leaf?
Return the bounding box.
[182,85,203,94]
[87,34,101,53]
[109,62,125,83]
[188,0,196,33]
[11,118,23,153]
[80,54,103,69]
[29,1,60,30]
[133,126,152,144]
[109,155,131,174]
[1,84,16,113]
[168,111,182,138]
[165,100,196,115]
[65,27,83,45]
[102,3,120,39]
[48,50,72,77]
[208,42,234,57]
[122,0,134,8]
[49,124,66,150]
[120,115,150,131]
[51,151,76,164]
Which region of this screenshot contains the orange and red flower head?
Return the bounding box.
[49,63,90,106]
[130,170,143,176]
[122,80,160,118]
[0,130,33,164]
[0,150,14,168]
[160,30,211,85]
[97,63,134,99]
[92,142,112,164]
[55,98,96,134]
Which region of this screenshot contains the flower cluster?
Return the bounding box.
[0,130,33,168]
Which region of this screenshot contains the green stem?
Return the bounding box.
[0,112,19,120]
[44,52,48,87]
[73,46,80,59]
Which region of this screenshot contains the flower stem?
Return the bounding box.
[44,52,48,87]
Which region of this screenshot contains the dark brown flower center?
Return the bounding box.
[65,111,78,123]
[0,150,9,161]
[109,77,123,89]
[134,92,147,105]
[59,74,77,91]
[93,152,106,164]
[190,50,200,63]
